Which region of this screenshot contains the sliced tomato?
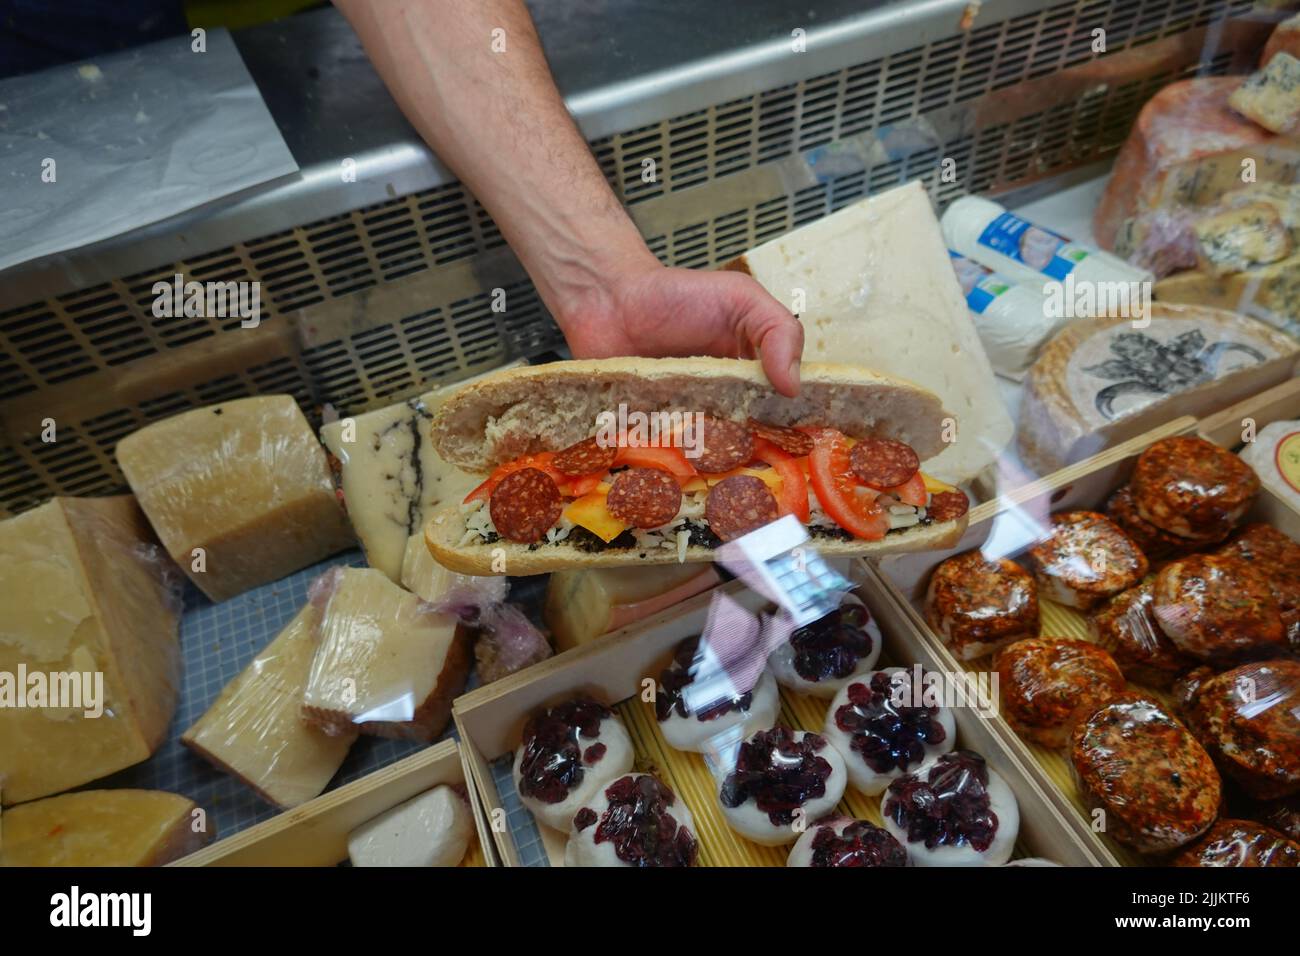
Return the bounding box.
[882,471,927,508]
[463,452,565,503]
[613,445,697,480]
[807,429,889,540]
[558,471,606,498]
[751,437,810,523]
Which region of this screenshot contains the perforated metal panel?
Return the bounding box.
[0,0,1268,515]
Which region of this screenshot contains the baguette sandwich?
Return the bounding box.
[423,357,970,575]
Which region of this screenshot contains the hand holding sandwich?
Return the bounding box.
[337,0,804,396]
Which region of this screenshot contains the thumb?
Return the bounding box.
[728,280,805,397]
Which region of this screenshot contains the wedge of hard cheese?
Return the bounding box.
[302,568,470,741]
[0,790,209,866]
[347,785,474,867]
[545,565,720,651]
[724,180,1012,483]
[117,395,355,602]
[182,598,357,808]
[0,497,180,806]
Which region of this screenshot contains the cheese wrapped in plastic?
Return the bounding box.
[0,789,209,866]
[116,395,354,602]
[544,565,720,651]
[182,584,357,808]
[0,496,181,805]
[1088,580,1194,689]
[302,568,470,740]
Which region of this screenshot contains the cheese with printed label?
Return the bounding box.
[302,568,470,741]
[117,395,354,602]
[545,565,720,651]
[320,364,522,583]
[182,598,357,808]
[1231,53,1300,135]
[0,790,208,866]
[1240,419,1300,511]
[0,496,180,806]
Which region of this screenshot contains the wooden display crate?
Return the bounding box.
[875,414,1298,865]
[455,565,1103,867]
[173,739,496,867]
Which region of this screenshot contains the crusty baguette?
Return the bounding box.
[430,357,949,472]
[424,506,968,576]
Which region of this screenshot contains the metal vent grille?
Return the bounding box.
[0,0,1261,514]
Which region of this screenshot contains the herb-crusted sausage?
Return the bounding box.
[1152,554,1285,664]
[924,551,1039,661]
[1025,511,1148,610]
[994,637,1126,748]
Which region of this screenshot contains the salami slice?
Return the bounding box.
[928,490,969,523]
[692,416,755,473]
[606,467,682,528]
[849,436,920,489]
[489,467,563,542]
[706,474,779,542]
[747,419,813,457]
[553,436,617,476]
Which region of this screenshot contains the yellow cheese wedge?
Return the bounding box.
[182,600,357,809]
[0,790,209,866]
[921,472,956,495]
[562,492,629,543]
[116,395,355,602]
[0,497,180,806]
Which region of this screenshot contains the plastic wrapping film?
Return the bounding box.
[1023,511,1148,611]
[1181,660,1300,801]
[1069,694,1222,855]
[116,394,355,603]
[301,567,470,741]
[879,749,1020,866]
[992,638,1126,749]
[924,550,1040,661]
[0,789,209,867]
[1173,819,1300,867]
[0,495,183,806]
[1016,305,1299,478]
[1089,581,1194,689]
[181,579,358,809]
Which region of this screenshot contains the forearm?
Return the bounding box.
[335,0,654,328]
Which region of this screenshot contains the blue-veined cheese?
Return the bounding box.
[1230,53,1300,135]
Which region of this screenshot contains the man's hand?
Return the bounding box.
[558,259,804,397]
[336,0,804,394]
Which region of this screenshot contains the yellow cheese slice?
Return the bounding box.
[563,492,629,543]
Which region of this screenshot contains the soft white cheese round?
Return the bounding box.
[717,729,847,847]
[657,668,780,754]
[786,815,908,867]
[564,773,698,867]
[768,594,882,698]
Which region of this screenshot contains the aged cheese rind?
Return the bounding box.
[320,365,522,583]
[116,395,354,602]
[0,497,180,806]
[182,598,357,808]
[302,568,470,741]
[725,181,1012,483]
[0,789,207,866]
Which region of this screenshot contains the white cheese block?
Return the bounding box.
[725,180,1013,483]
[1230,53,1300,135]
[1239,419,1300,511]
[116,395,354,602]
[0,789,209,866]
[302,568,470,741]
[320,364,522,582]
[0,496,180,805]
[347,785,473,867]
[182,598,357,808]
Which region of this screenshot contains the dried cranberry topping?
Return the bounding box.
[809,820,908,867]
[573,808,597,831]
[834,671,946,773]
[655,635,754,723]
[790,602,874,683]
[592,775,698,867]
[583,743,607,765]
[719,727,834,825]
[518,699,614,804]
[883,750,999,852]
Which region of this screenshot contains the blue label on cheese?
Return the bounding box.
[976,212,1088,280]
